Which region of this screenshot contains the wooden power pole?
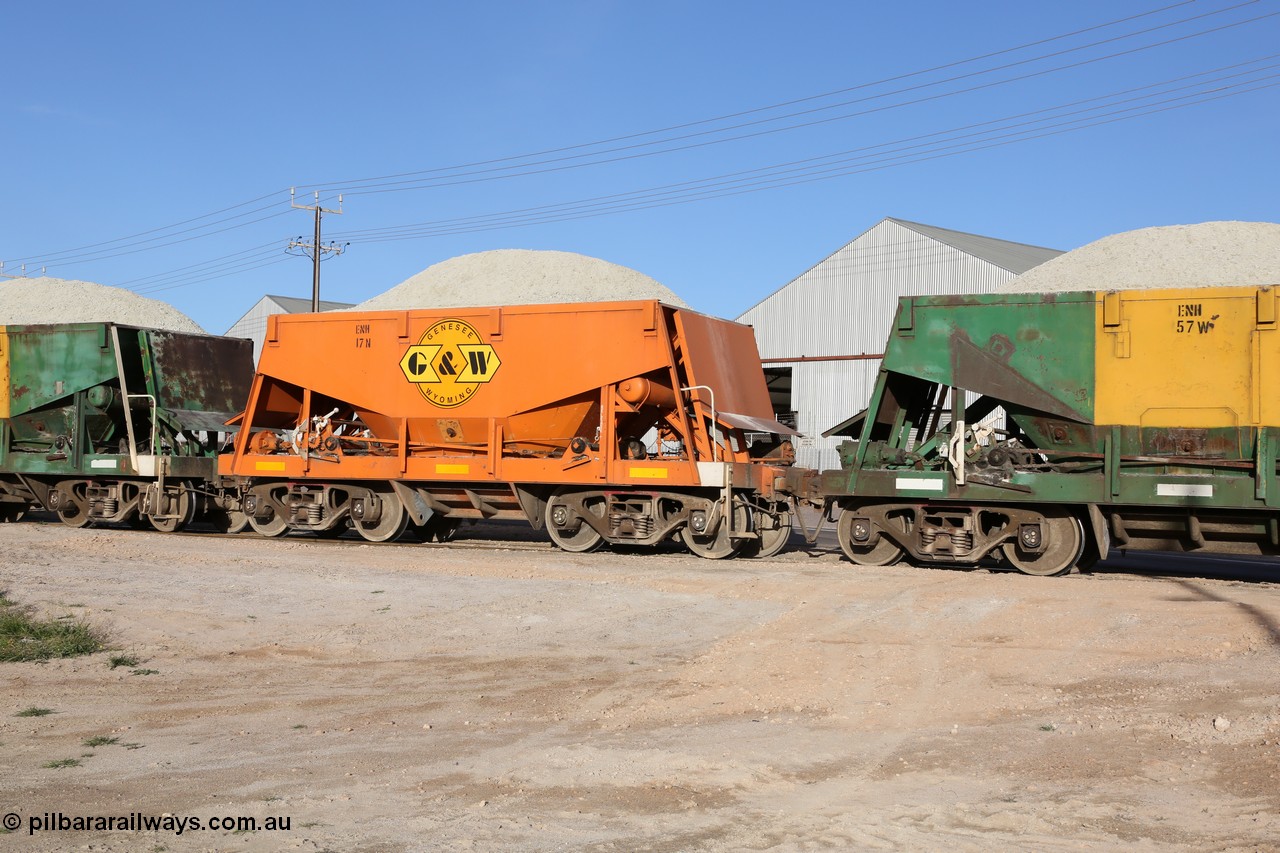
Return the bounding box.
[288,188,348,311]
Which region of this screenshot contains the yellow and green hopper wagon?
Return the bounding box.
[813,285,1280,575]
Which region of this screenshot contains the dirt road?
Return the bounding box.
[3,520,1278,851]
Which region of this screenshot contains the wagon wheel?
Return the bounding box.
[57,505,92,528]
[416,515,461,544]
[681,498,750,560]
[740,504,793,558]
[247,504,290,537]
[1003,511,1084,577]
[545,490,606,553]
[0,502,30,523]
[837,506,905,567]
[53,482,92,529]
[208,508,251,535]
[354,493,408,543]
[148,486,194,533]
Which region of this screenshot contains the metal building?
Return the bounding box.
[226,294,354,364]
[737,217,1063,470]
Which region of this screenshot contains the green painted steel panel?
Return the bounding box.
[884,292,1097,422]
[4,324,117,417]
[829,465,1273,512]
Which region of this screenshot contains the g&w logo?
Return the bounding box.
[399,319,501,408]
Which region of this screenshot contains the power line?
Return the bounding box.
[329,2,1273,197]
[129,246,288,293]
[116,241,282,287]
[7,1,1244,268]
[17,204,296,270]
[4,190,291,266]
[137,70,1279,294]
[325,59,1280,242]
[135,255,295,295]
[340,80,1280,242]
[113,53,1279,293]
[300,0,1217,193]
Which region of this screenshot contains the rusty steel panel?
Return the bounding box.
[148,330,254,418]
[674,308,774,419]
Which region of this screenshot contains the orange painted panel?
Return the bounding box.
[258,301,671,421]
[228,300,786,487]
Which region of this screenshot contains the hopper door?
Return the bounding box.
[672,310,778,463]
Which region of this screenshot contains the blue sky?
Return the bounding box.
[4,0,1277,334]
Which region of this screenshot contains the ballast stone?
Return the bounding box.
[0,277,206,334]
[1001,221,1280,293]
[355,249,689,311]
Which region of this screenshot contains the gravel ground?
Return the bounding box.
[356,250,689,311]
[1001,221,1280,293]
[2,519,1278,852]
[0,277,205,333]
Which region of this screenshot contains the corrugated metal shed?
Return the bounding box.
[226,294,354,364]
[737,217,1062,470]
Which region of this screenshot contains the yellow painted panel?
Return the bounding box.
[1259,289,1280,426]
[0,326,8,420]
[1095,287,1267,427]
[629,467,669,479]
[435,463,470,474]
[255,460,288,471]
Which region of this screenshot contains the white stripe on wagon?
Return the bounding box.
[1156,483,1214,498]
[895,477,945,492]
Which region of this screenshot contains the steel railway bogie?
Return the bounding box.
[831,500,1086,576]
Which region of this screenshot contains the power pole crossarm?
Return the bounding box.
[287,188,348,311]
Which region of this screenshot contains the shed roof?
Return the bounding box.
[887,218,1062,275]
[737,217,1063,320]
[265,294,355,313]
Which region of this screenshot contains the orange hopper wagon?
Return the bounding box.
[220,300,800,557]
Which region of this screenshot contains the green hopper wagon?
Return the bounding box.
[0,323,253,531]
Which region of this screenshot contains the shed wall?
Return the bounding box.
[225,298,283,365]
[226,296,355,365]
[738,220,1028,470]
